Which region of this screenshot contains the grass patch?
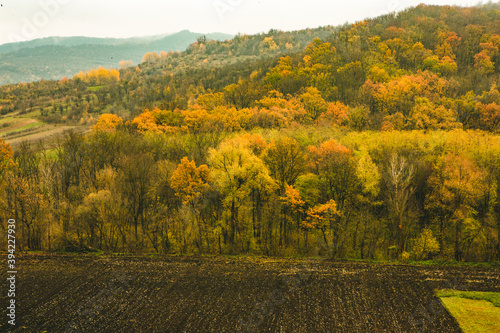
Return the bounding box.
[324,257,500,268]
[23,109,43,118]
[0,116,24,125]
[437,290,500,333]
[1,121,44,135]
[43,148,59,160]
[437,290,500,307]
[87,85,104,91]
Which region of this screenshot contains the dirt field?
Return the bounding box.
[1,254,499,332]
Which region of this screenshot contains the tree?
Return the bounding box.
[426,154,487,260]
[363,71,447,117]
[93,114,123,132]
[262,136,306,247]
[474,51,495,75]
[317,102,350,127]
[223,80,264,109]
[263,137,305,193]
[171,157,211,208]
[473,102,500,132]
[303,199,339,251]
[308,139,358,256]
[117,152,156,248]
[75,190,117,249]
[300,87,328,121]
[208,140,275,251]
[408,98,461,130]
[354,149,382,258]
[412,228,440,260]
[196,92,226,111]
[0,139,16,178]
[4,175,48,250]
[259,36,279,52]
[281,185,305,233]
[385,153,415,257]
[308,139,358,211]
[170,157,211,251]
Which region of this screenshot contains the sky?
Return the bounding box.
[0,0,481,45]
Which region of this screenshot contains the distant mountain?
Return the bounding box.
[0,30,233,85]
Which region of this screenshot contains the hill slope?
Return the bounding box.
[0,30,233,85]
[1,4,500,262]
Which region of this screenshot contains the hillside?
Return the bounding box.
[0,30,233,85]
[0,4,500,263]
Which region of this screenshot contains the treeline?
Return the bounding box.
[1,125,499,262]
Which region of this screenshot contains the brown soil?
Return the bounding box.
[1,254,499,332]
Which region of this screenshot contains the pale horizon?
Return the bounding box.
[0,0,483,46]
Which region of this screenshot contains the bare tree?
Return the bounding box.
[385,153,415,256]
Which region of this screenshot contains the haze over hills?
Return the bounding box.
[0,30,233,85]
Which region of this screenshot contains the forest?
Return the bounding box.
[1,3,500,262]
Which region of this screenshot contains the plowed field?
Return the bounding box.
[2,255,499,332]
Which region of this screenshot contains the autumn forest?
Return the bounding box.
[2,4,500,262]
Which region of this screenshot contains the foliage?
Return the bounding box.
[412,228,440,260]
[2,4,500,260]
[93,114,123,132]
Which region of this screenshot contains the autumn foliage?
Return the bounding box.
[3,4,500,261]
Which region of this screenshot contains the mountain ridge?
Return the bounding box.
[0,30,234,85]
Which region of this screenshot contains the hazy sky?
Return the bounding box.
[0,0,479,45]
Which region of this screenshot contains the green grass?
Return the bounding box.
[437,290,500,333]
[0,116,24,125]
[1,121,44,135]
[322,257,500,268]
[22,110,43,118]
[407,259,500,268]
[437,290,500,307]
[87,85,104,91]
[43,148,59,160]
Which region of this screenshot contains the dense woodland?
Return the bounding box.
[2,4,500,261]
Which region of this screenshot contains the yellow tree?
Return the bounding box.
[263,136,306,246]
[208,140,275,250]
[408,98,461,130]
[92,114,123,132]
[474,51,495,75]
[308,139,357,210]
[75,190,117,249]
[195,92,225,111]
[171,157,211,208]
[2,141,47,251]
[0,139,15,177]
[354,149,381,258]
[132,110,162,133]
[317,102,350,127]
[171,157,211,251]
[300,87,328,121]
[282,185,305,227]
[425,154,487,260]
